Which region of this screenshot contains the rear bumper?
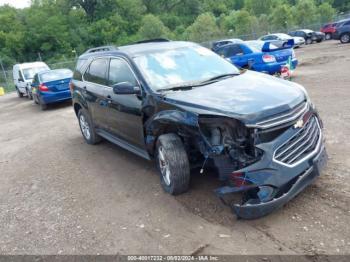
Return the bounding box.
[253,59,298,74]
[40,90,71,104]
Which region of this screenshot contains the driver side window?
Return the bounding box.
[108,58,137,87]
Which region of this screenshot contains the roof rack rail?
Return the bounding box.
[133,38,170,44]
[84,45,118,54]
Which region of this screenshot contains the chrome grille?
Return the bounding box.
[274,116,321,166]
[247,102,308,129]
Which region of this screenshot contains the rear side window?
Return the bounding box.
[219,45,244,57]
[108,58,137,87]
[84,58,109,85]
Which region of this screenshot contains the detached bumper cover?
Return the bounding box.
[214,113,327,219]
[232,145,327,219]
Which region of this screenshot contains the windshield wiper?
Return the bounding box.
[157,82,202,92]
[201,73,240,84]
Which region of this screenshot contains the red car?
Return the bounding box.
[320,23,338,40]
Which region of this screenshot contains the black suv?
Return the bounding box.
[71,40,327,219]
[289,29,325,44]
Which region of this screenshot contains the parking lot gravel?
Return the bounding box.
[0,40,349,255]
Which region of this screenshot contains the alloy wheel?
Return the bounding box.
[158,146,171,186]
[79,115,91,140]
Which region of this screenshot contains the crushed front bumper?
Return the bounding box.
[232,145,327,219]
[214,114,327,219]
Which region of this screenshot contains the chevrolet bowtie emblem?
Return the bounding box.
[294,119,304,129]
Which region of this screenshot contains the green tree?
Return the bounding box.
[269,4,294,31]
[294,0,319,27]
[137,14,170,39]
[318,2,336,24]
[244,0,274,16]
[185,12,221,42]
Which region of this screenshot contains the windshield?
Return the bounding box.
[40,69,73,82]
[22,67,48,80]
[133,45,240,91]
[276,33,291,39]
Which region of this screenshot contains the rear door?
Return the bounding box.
[82,57,110,129]
[104,57,146,149]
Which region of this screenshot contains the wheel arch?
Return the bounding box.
[144,110,199,156]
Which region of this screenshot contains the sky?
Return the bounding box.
[0,0,31,9]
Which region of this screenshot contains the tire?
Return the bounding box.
[77,108,101,145]
[16,87,23,98]
[325,33,331,40]
[155,133,190,195]
[33,94,39,104]
[305,38,312,45]
[39,100,47,110]
[26,88,33,100]
[340,33,350,44]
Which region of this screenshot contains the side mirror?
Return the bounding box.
[112,82,140,95]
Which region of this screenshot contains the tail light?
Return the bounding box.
[39,84,49,92]
[262,54,276,63]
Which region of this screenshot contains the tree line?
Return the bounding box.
[0,0,348,68]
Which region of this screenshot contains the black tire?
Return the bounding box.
[16,87,23,98]
[155,133,190,195]
[33,94,39,104]
[77,108,101,145]
[37,96,47,110]
[340,33,350,44]
[26,88,33,100]
[325,33,331,40]
[306,38,312,45]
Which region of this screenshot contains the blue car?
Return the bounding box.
[214,40,298,75]
[31,69,73,110]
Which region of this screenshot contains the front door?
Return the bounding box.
[105,57,146,150]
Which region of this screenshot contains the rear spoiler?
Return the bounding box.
[262,39,295,52]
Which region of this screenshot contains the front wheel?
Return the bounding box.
[306,38,312,45]
[155,133,190,195]
[340,33,350,44]
[325,33,331,40]
[16,87,23,98]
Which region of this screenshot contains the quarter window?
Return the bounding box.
[108,58,137,87]
[84,58,108,85]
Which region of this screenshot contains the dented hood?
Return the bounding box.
[163,71,306,124]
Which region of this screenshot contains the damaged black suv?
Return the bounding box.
[71,40,327,219]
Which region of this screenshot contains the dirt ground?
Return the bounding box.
[0,40,349,255]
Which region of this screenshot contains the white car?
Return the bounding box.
[13,62,50,99]
[259,33,305,48]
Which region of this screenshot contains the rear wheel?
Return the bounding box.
[340,33,350,44]
[155,133,190,195]
[33,94,39,104]
[38,98,47,110]
[306,38,312,45]
[77,109,101,145]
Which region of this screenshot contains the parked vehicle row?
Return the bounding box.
[69,39,327,219]
[13,62,73,110]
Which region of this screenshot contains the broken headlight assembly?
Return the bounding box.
[197,116,263,180]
